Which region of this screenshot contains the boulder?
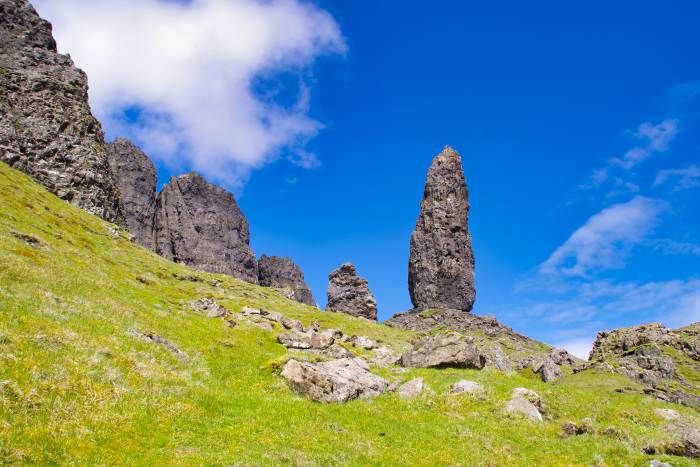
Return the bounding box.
[537,358,562,383]
[408,146,475,311]
[258,255,315,306]
[154,173,258,283]
[277,332,313,350]
[401,332,485,369]
[326,263,377,320]
[505,388,543,422]
[106,139,157,249]
[310,330,336,350]
[281,317,304,332]
[371,347,401,368]
[189,298,228,318]
[398,378,425,399]
[449,380,484,395]
[653,408,681,421]
[0,0,123,222]
[280,358,391,403]
[353,336,377,350]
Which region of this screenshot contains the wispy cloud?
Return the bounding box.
[650,238,700,256]
[540,196,667,277]
[34,0,345,188]
[608,119,679,170]
[654,164,700,192]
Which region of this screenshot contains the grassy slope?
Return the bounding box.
[0,162,698,466]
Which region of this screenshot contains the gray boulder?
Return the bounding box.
[0,0,123,222]
[401,332,485,369]
[106,139,157,249]
[258,255,315,306]
[154,173,258,283]
[408,145,475,311]
[280,358,390,403]
[449,380,484,395]
[537,358,562,382]
[277,332,312,350]
[505,388,543,422]
[326,263,377,320]
[398,378,425,399]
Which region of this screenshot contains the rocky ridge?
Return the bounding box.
[326,263,377,320]
[0,0,123,223]
[257,255,315,306]
[408,145,475,312]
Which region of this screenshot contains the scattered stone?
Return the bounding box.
[10,232,43,249]
[128,328,186,361]
[505,388,543,422]
[324,344,355,359]
[401,332,485,369]
[242,307,262,316]
[326,263,378,320]
[280,358,391,403]
[261,310,284,323]
[371,347,401,368]
[654,408,681,421]
[281,317,304,332]
[449,380,483,395]
[106,139,157,250]
[537,358,562,382]
[310,330,337,350]
[353,336,377,350]
[277,332,312,350]
[154,173,258,283]
[483,344,514,373]
[649,461,671,467]
[258,255,315,306]
[408,146,475,312]
[251,321,274,331]
[398,378,425,399]
[305,321,320,333]
[561,419,593,437]
[189,298,228,318]
[665,427,700,459]
[0,0,123,222]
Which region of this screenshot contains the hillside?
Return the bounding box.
[1,162,699,465]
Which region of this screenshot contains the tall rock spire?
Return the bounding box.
[408,145,476,311]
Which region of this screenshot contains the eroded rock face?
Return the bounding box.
[326,263,377,320]
[258,255,315,306]
[408,145,475,311]
[401,332,485,369]
[281,358,390,403]
[154,173,258,283]
[106,139,156,249]
[0,0,123,223]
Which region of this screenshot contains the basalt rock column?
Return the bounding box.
[326,263,377,320]
[258,255,316,306]
[0,0,123,223]
[408,145,475,311]
[154,173,258,283]
[106,139,157,249]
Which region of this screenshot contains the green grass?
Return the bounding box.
[0,162,699,465]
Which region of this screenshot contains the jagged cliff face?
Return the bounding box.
[326,263,377,320]
[106,139,157,250]
[0,0,123,223]
[258,255,315,306]
[154,173,258,283]
[408,145,475,312]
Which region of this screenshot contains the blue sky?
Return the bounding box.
[38,0,700,357]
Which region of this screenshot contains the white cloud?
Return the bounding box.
[654,164,700,192]
[609,119,679,170]
[540,196,667,277]
[34,0,345,187]
[650,238,700,256]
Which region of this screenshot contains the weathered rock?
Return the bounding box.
[106,139,157,249]
[258,255,315,306]
[371,347,401,368]
[401,332,485,369]
[241,306,262,316]
[353,336,377,350]
[408,146,475,311]
[324,344,355,359]
[190,297,228,318]
[587,322,700,408]
[310,330,336,350]
[653,408,681,421]
[326,263,377,320]
[280,358,391,403]
[561,419,593,437]
[277,332,312,350]
[128,328,186,361]
[537,358,562,382]
[449,380,484,395]
[505,388,543,422]
[0,0,123,222]
[154,173,257,283]
[665,427,700,459]
[398,378,425,399]
[649,461,671,467]
[281,317,304,332]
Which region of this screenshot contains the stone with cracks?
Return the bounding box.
[505,388,543,422]
[401,332,485,369]
[408,146,475,311]
[326,263,377,320]
[449,380,484,395]
[258,255,315,306]
[154,173,258,283]
[280,358,390,403]
[106,139,157,250]
[0,0,123,223]
[398,378,425,399]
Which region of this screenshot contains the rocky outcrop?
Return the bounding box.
[401,332,485,369]
[106,139,157,249]
[408,145,475,312]
[586,322,700,408]
[505,388,544,422]
[258,255,315,306]
[153,173,258,283]
[326,263,377,320]
[280,358,391,403]
[0,0,123,223]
